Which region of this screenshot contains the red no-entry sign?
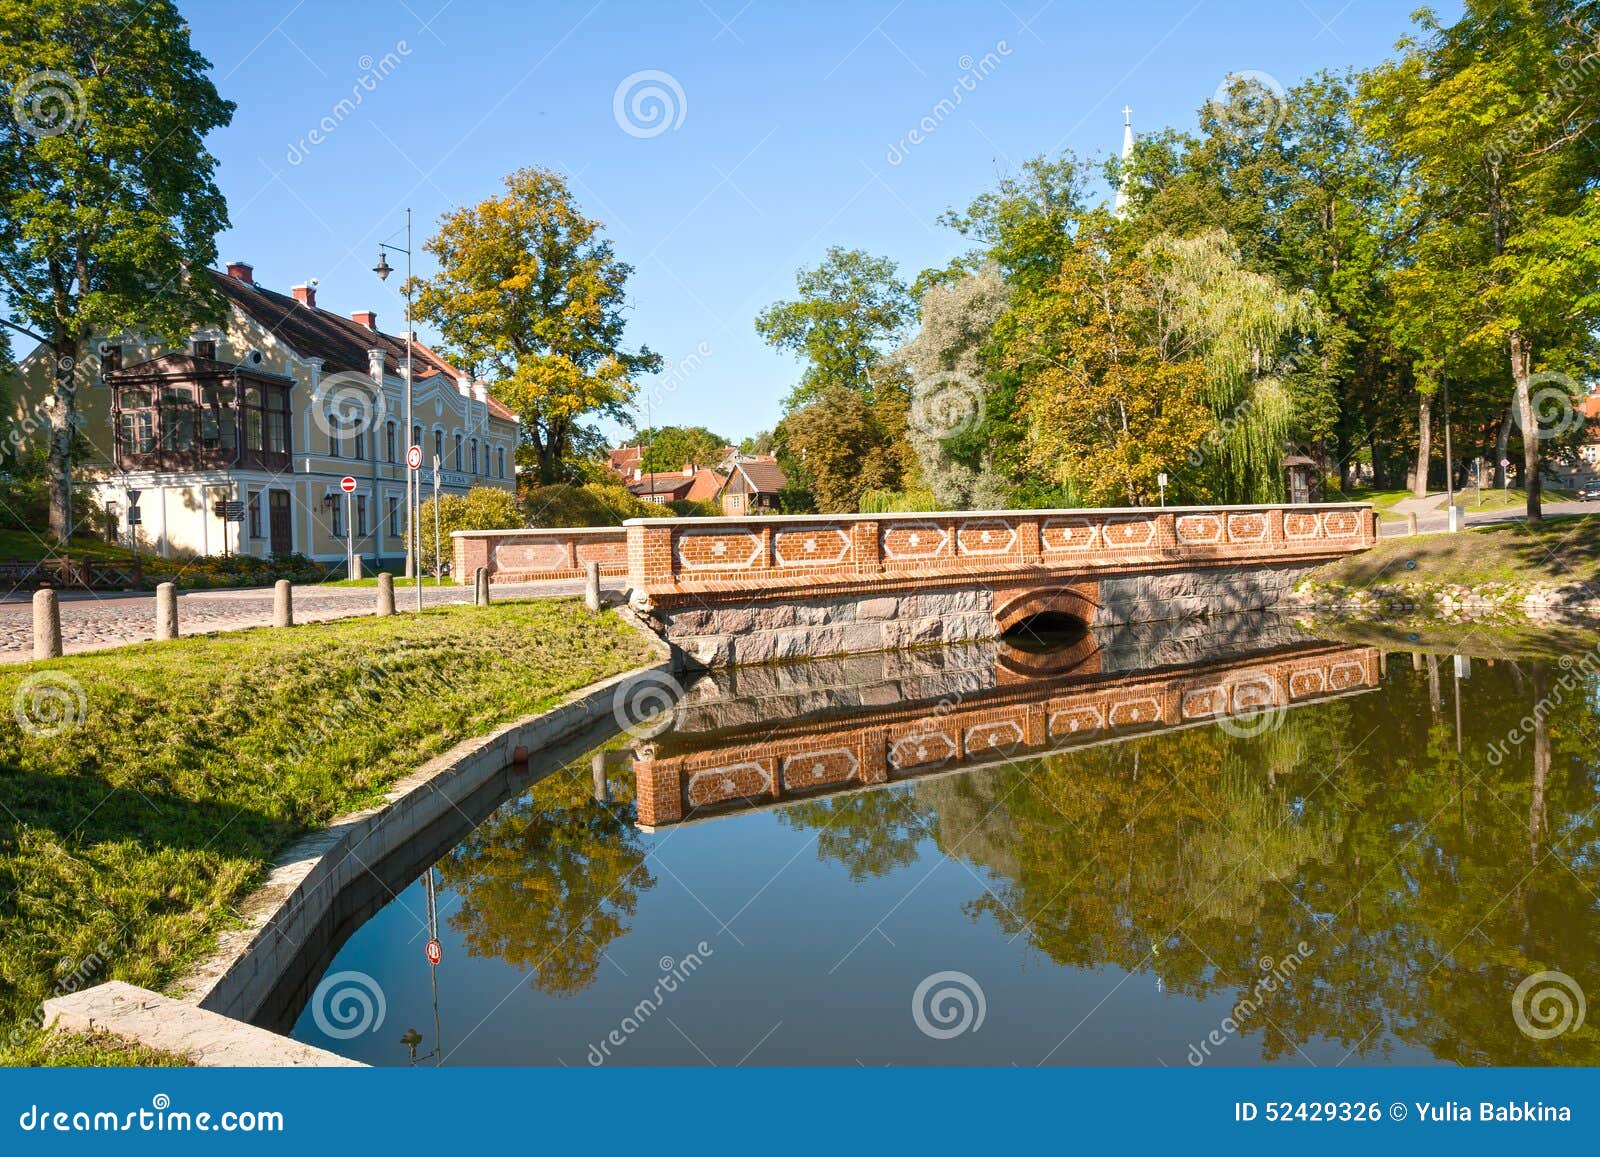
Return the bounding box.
[340,475,358,493]
[426,939,442,965]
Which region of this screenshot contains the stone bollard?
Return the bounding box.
[474,567,490,606]
[154,582,178,641]
[592,751,610,804]
[376,572,395,617]
[350,555,364,581]
[1405,511,1419,536]
[32,589,62,660]
[584,561,601,612]
[273,579,294,628]
[1412,652,1424,672]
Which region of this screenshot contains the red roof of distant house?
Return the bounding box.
[208,269,516,422]
[607,445,643,475]
[730,460,786,494]
[627,471,698,499]
[1580,393,1600,422]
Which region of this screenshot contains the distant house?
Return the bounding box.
[717,459,786,515]
[7,262,518,563]
[626,466,725,505]
[1545,391,1600,489]
[606,445,643,479]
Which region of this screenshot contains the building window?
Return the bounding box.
[412,424,422,452]
[497,446,505,478]
[192,339,216,361]
[354,426,366,461]
[386,421,397,463]
[433,429,444,467]
[248,492,262,539]
[454,433,464,472]
[326,411,340,457]
[120,409,155,455]
[470,438,479,474]
[100,346,122,376]
[388,496,401,537]
[356,495,369,536]
[329,495,343,537]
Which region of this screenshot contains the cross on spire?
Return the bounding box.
[1123,105,1132,126]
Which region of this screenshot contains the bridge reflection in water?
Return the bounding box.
[630,617,1382,829]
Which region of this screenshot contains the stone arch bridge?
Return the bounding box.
[624,503,1375,667]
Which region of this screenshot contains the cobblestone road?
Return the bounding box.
[0,578,627,662]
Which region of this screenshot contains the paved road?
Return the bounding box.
[0,577,628,663]
[1379,499,1598,537]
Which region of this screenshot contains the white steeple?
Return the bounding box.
[1115,106,1135,219]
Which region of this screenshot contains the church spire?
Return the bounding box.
[1115,106,1135,219]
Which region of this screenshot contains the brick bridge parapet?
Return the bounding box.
[452,526,627,584]
[622,504,1376,667]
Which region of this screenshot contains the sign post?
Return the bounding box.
[1501,456,1511,500]
[431,454,442,584]
[340,476,358,577]
[1157,472,1168,508]
[406,446,423,611]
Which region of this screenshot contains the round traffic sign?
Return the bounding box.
[425,939,442,965]
[407,445,423,470]
[340,475,357,493]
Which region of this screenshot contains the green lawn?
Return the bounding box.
[6,1029,189,1067]
[1309,514,1600,590]
[0,599,655,1062]
[0,529,138,562]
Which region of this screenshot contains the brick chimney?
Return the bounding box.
[352,310,377,330]
[291,283,316,308]
[226,261,254,285]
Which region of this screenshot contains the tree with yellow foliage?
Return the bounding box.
[412,167,660,482]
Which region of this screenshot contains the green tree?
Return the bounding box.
[0,0,234,538]
[1005,217,1216,505]
[414,167,661,485]
[1362,1,1600,521]
[774,379,913,513]
[755,246,913,407]
[637,424,726,472]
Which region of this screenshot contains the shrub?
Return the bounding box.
[418,486,524,572]
[519,481,658,527]
[858,488,941,514]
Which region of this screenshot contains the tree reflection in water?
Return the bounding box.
[779,656,1600,1065]
[436,762,654,997]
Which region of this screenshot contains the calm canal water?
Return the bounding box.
[291,617,1600,1066]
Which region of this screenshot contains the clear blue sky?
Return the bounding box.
[187,0,1439,444]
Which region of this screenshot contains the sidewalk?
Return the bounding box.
[0,576,627,662]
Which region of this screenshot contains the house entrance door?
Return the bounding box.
[268,489,293,554]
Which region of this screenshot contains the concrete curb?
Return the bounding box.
[42,610,672,1067]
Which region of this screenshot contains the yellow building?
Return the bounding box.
[8,262,519,565]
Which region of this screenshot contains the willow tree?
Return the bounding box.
[1142,230,1321,502]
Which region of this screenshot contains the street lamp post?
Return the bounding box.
[375,209,422,613]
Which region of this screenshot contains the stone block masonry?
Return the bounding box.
[621,504,1376,668]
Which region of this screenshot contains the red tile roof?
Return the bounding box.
[208,269,517,422]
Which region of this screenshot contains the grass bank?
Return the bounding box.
[1308,515,1600,591]
[0,599,655,1060]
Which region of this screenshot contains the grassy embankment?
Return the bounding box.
[1312,515,1600,590]
[0,598,655,1065]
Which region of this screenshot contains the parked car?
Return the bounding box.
[1581,482,1600,501]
